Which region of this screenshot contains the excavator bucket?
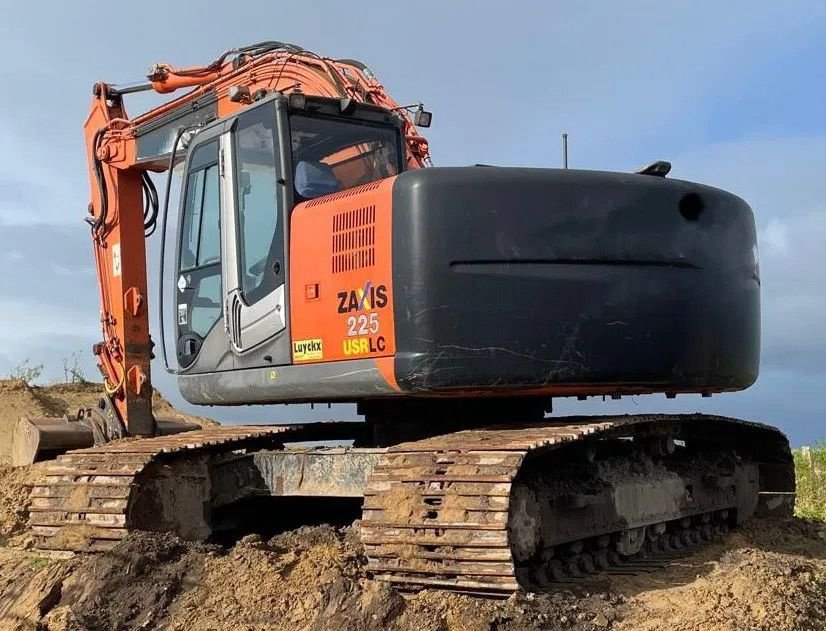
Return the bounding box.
[11,415,200,467]
[12,416,94,467]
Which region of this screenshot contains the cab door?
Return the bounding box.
[221,101,289,357]
[175,135,227,371]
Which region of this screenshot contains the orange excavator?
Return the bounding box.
[13,41,794,594]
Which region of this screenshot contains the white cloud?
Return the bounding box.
[759,210,826,373]
[0,126,85,227]
[670,136,826,222]
[0,298,98,354]
[52,263,95,277]
[759,220,789,257]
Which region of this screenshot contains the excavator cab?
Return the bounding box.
[172,94,405,375]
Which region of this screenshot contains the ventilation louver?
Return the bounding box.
[332,205,376,273]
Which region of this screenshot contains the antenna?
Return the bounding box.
[562,133,569,169]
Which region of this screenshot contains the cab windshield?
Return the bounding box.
[290,114,403,200]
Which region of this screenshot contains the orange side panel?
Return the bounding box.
[289,177,397,365]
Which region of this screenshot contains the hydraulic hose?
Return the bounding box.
[91,129,108,232]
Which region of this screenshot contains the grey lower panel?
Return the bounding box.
[212,448,385,504]
[177,357,397,405]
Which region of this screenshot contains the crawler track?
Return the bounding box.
[29,423,363,552]
[362,420,616,593]
[29,414,794,597]
[362,414,794,595]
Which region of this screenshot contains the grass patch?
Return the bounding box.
[28,555,49,570]
[794,442,826,521]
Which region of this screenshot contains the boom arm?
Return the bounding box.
[83,42,431,435]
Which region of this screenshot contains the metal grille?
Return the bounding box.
[305,180,382,208]
[332,205,376,273]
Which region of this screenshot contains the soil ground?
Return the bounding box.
[1,380,825,631]
[1,520,824,631]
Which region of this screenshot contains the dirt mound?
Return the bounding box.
[30,526,627,631]
[0,548,75,631]
[0,381,50,467]
[0,379,217,465]
[0,518,820,631]
[50,533,209,630]
[0,464,48,542]
[617,547,826,631]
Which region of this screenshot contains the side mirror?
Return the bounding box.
[414,107,432,128]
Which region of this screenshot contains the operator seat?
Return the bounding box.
[294,160,340,200]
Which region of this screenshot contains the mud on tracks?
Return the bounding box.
[0,379,217,547]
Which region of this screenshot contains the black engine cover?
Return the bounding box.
[390,166,760,395]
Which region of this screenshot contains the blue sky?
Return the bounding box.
[0,2,824,444]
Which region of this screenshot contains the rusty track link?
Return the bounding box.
[361,413,793,595]
[29,423,361,552]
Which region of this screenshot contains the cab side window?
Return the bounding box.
[177,140,222,365]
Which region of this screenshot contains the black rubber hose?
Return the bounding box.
[91,129,108,232]
[142,171,160,235]
[238,40,301,55]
